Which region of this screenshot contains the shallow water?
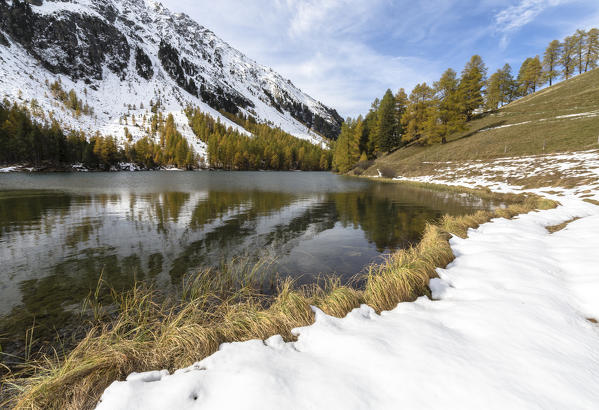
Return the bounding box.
[0,171,495,356]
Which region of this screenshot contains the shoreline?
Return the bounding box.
[1,176,558,409]
[94,158,599,409]
[0,165,328,174]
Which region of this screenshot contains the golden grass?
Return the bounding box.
[546,217,582,233]
[360,69,599,182]
[0,185,558,410]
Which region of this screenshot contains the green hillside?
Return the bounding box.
[364,68,599,177]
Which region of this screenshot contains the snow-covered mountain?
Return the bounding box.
[0,0,343,159]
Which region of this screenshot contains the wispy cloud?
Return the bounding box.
[494,0,570,48]
[161,0,592,117]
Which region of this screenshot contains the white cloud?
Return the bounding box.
[494,0,570,48]
[159,0,588,117]
[161,0,433,117]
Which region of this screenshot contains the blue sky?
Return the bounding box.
[161,0,599,117]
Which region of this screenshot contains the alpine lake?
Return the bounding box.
[0,171,499,363]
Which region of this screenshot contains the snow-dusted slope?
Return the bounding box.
[96,156,599,409]
[0,0,342,159]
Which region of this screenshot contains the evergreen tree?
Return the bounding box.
[364,98,379,155]
[376,89,398,152]
[560,35,577,79]
[458,55,487,120]
[188,107,330,171]
[543,40,562,86]
[394,88,408,142]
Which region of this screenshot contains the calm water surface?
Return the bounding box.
[0,172,496,357]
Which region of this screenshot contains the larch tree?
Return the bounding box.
[498,64,517,105]
[574,29,587,75]
[527,56,544,93]
[433,68,465,143]
[401,83,435,144]
[351,118,363,163]
[333,120,354,173]
[485,70,503,110]
[458,55,487,121]
[517,56,543,95]
[560,35,577,79]
[319,152,329,170]
[543,39,562,86]
[584,28,599,72]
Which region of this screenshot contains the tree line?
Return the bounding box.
[0,100,197,169]
[332,27,599,173]
[187,108,332,171]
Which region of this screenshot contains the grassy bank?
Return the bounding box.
[1,184,557,409]
[363,68,599,178]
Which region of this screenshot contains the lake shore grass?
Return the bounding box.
[0,182,557,410]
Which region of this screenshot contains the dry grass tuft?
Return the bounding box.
[583,198,599,206]
[0,184,557,410]
[546,217,582,233]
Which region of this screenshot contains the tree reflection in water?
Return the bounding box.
[0,172,496,363]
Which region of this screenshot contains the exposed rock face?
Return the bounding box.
[0,0,343,146]
[0,0,129,80]
[135,46,153,80]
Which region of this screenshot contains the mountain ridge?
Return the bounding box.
[0,0,343,161]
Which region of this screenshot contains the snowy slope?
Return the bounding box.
[95,150,599,409]
[96,154,599,409]
[0,0,342,160]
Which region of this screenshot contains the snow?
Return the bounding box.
[396,150,599,202]
[0,0,335,164]
[556,110,599,119]
[480,110,599,132]
[96,151,599,409]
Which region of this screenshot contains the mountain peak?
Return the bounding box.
[0,0,342,159]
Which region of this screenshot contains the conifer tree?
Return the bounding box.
[333,121,353,173]
[352,118,363,162]
[376,89,398,152]
[485,70,503,110]
[560,35,577,79]
[574,29,587,75]
[543,40,562,86]
[498,64,517,104]
[365,99,379,155]
[458,55,487,120]
[584,28,599,72]
[319,152,329,169]
[433,68,465,143]
[394,88,408,142]
[401,83,435,144]
[518,56,544,95]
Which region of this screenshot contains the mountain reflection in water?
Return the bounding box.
[0,172,497,359]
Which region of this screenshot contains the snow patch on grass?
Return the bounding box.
[96,197,599,409]
[96,151,599,409]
